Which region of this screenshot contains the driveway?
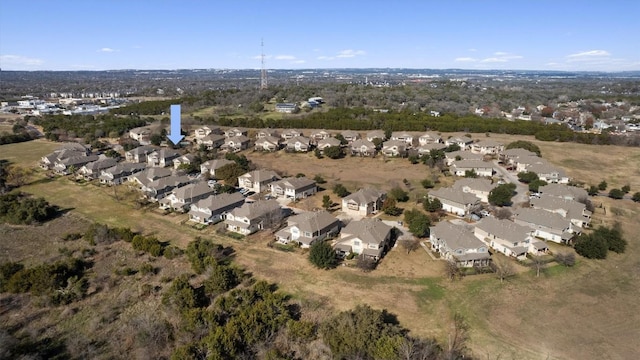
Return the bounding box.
[493,160,529,206]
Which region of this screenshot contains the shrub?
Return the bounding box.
[333,183,350,197]
[421,179,435,189]
[309,241,337,269]
[574,234,608,259]
[388,187,409,202]
[608,188,624,199]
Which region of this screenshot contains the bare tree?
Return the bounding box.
[555,252,576,267]
[445,260,462,281]
[400,238,421,254]
[492,257,516,283]
[444,313,469,360]
[530,256,546,277]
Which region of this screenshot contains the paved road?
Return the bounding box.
[492,160,529,206]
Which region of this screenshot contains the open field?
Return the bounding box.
[2,137,640,358]
[0,139,61,166]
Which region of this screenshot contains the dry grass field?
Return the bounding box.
[2,136,640,359]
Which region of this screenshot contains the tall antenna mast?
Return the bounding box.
[260,38,268,90]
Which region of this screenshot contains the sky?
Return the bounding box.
[1,0,639,72]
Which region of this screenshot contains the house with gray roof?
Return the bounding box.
[445,150,484,166]
[525,162,570,184]
[341,188,386,218]
[416,143,447,156]
[141,174,191,201]
[317,137,342,152]
[452,178,498,203]
[499,148,537,165]
[418,132,442,145]
[254,136,282,152]
[470,140,504,155]
[197,133,225,150]
[173,154,196,170]
[200,159,234,177]
[125,145,157,163]
[159,182,216,212]
[238,170,281,193]
[513,207,576,244]
[53,154,99,175]
[450,159,495,177]
[515,155,545,172]
[341,130,361,143]
[538,183,588,201]
[310,129,332,143]
[256,129,279,139]
[390,131,414,145]
[225,199,283,235]
[428,187,481,216]
[284,136,311,152]
[276,210,341,248]
[333,218,392,261]
[224,127,248,138]
[429,221,490,267]
[281,129,303,140]
[529,195,592,228]
[269,177,317,200]
[78,158,118,180]
[130,167,173,188]
[473,217,542,259]
[221,135,250,153]
[366,130,386,142]
[99,163,147,185]
[444,136,473,150]
[350,139,377,157]
[147,149,180,167]
[188,192,246,225]
[381,140,408,157]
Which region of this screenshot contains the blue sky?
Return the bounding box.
[1,0,638,71]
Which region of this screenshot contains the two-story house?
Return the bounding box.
[125,145,157,163]
[513,208,576,244]
[429,221,491,267]
[529,195,592,228]
[470,140,505,155]
[381,140,408,157]
[333,218,392,261]
[159,182,216,212]
[284,136,311,152]
[200,159,234,178]
[341,188,386,218]
[254,136,282,152]
[451,178,498,203]
[78,158,118,180]
[269,177,317,200]
[276,210,341,248]
[350,139,377,157]
[99,163,147,185]
[473,217,536,259]
[147,149,180,168]
[238,170,281,193]
[450,160,495,177]
[428,187,481,216]
[188,192,246,225]
[418,132,442,145]
[225,200,283,235]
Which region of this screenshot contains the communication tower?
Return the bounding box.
[260,39,268,90]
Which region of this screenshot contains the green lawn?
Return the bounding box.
[0,139,61,166]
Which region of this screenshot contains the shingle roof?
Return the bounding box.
[340,218,392,246]
[514,208,571,231]
[172,182,214,200]
[538,183,588,200]
[231,199,281,220]
[475,217,531,244]
[429,187,480,205]
[192,192,245,211]
[431,221,485,250]
[343,188,386,205]
[288,210,339,233]
[271,177,316,191]
[452,178,497,193]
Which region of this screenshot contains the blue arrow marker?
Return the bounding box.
[168,104,184,144]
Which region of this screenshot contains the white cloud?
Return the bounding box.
[567,50,610,58]
[336,49,366,58]
[0,54,44,67]
[454,57,476,62]
[275,55,296,60]
[480,52,523,63]
[98,47,117,53]
[481,57,508,63]
[566,50,611,62]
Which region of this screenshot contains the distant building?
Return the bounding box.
[275,103,299,113]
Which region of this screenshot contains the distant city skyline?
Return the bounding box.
[1,0,638,72]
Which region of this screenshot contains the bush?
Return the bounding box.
[163,245,184,259]
[608,188,625,199]
[574,234,608,259]
[388,187,409,202]
[333,183,350,197]
[421,179,435,189]
[0,193,58,225]
[309,241,337,269]
[404,209,430,238]
[488,183,516,206]
[632,192,640,202]
[555,252,576,267]
[132,235,165,256]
